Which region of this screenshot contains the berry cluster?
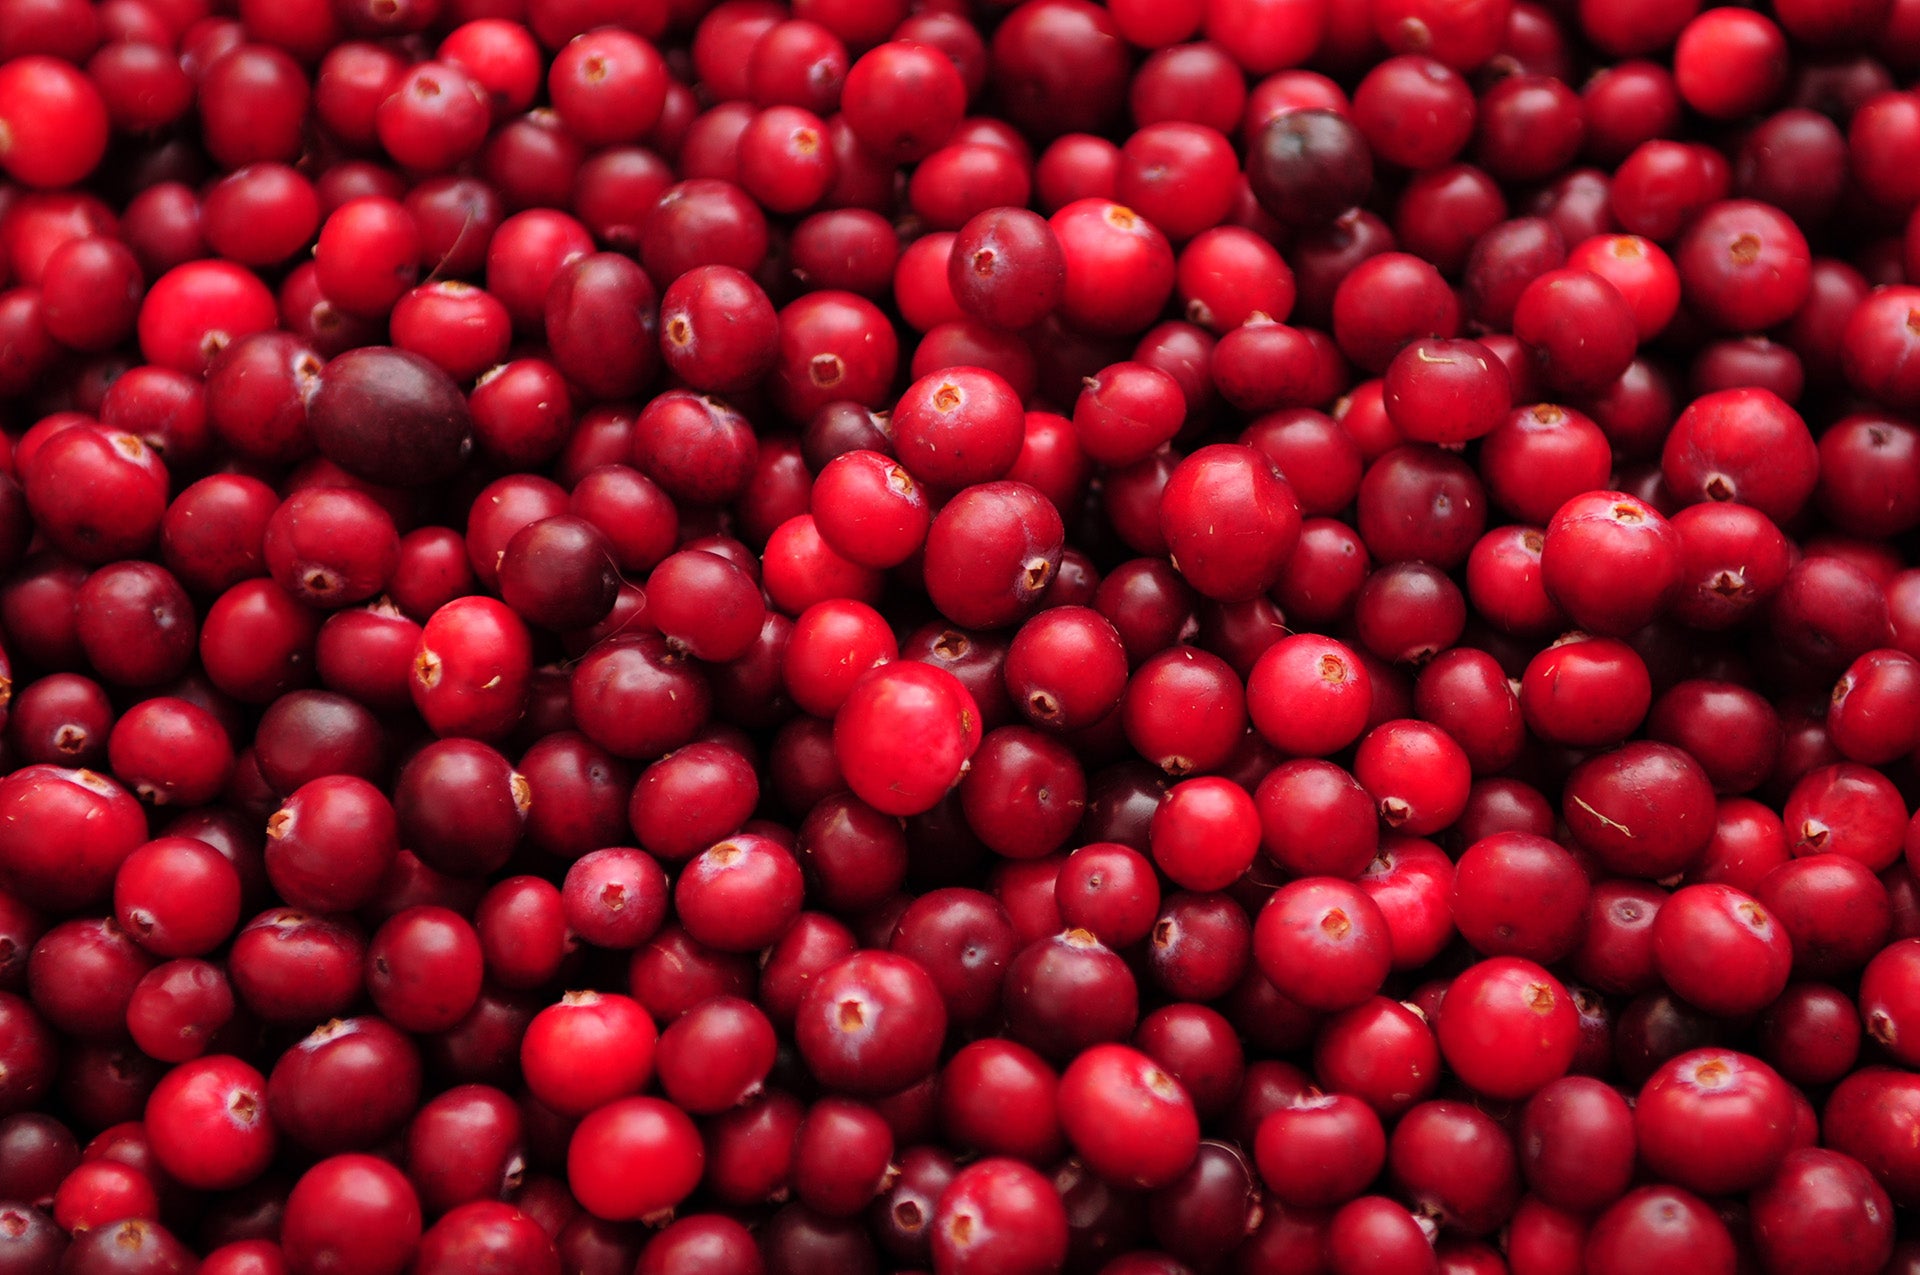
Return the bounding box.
[2,0,1920,1273]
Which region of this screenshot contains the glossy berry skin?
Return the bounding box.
[1325,1195,1438,1275]
[1247,634,1372,757]
[1518,1076,1637,1213]
[144,1055,276,1191]
[1513,269,1639,396]
[309,346,474,485]
[1049,199,1176,338]
[413,1201,560,1275]
[833,662,981,817]
[1058,1043,1201,1190]
[411,597,533,742]
[1255,760,1379,879]
[0,56,110,188]
[656,996,778,1115]
[1253,877,1393,1012]
[114,836,243,958]
[949,208,1066,333]
[810,450,932,570]
[1383,337,1512,445]
[892,366,1026,490]
[647,550,767,663]
[1584,1186,1737,1275]
[1562,742,1718,880]
[265,775,399,914]
[922,480,1066,630]
[1635,1048,1797,1197]
[0,766,147,913]
[931,1157,1071,1275]
[567,1096,704,1223]
[1860,939,1920,1068]
[1541,491,1683,636]
[1353,719,1472,836]
[1748,1148,1895,1275]
[1661,387,1819,523]
[675,834,805,952]
[1248,109,1374,229]
[1451,832,1589,963]
[366,905,484,1033]
[1520,635,1652,748]
[268,1016,422,1156]
[1650,883,1793,1017]
[1160,444,1302,602]
[1122,646,1248,777]
[282,1154,423,1275]
[1438,957,1579,1101]
[795,950,948,1096]
[1074,362,1186,468]
[521,991,658,1119]
[1255,1092,1387,1209]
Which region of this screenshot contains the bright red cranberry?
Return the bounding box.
[1450,832,1588,963]
[264,775,398,913]
[1253,877,1392,1013]
[0,55,110,188]
[282,1154,422,1275]
[114,836,242,959]
[834,662,981,817]
[1056,1042,1199,1192]
[1255,760,1378,879]
[1438,957,1579,1101]
[1255,1092,1385,1210]
[566,1097,703,1224]
[1636,1047,1797,1196]
[521,990,658,1119]
[145,1055,275,1191]
[931,1156,1070,1275]
[0,765,146,914]
[1585,1185,1737,1275]
[1541,490,1684,635]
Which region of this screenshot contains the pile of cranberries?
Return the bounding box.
[11,0,1920,1272]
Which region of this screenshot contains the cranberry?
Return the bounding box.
[145,1055,276,1191]
[1438,957,1579,1100]
[1637,1047,1797,1196]
[264,775,399,913]
[268,1017,422,1156]
[1252,877,1392,1013]
[282,1154,422,1275]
